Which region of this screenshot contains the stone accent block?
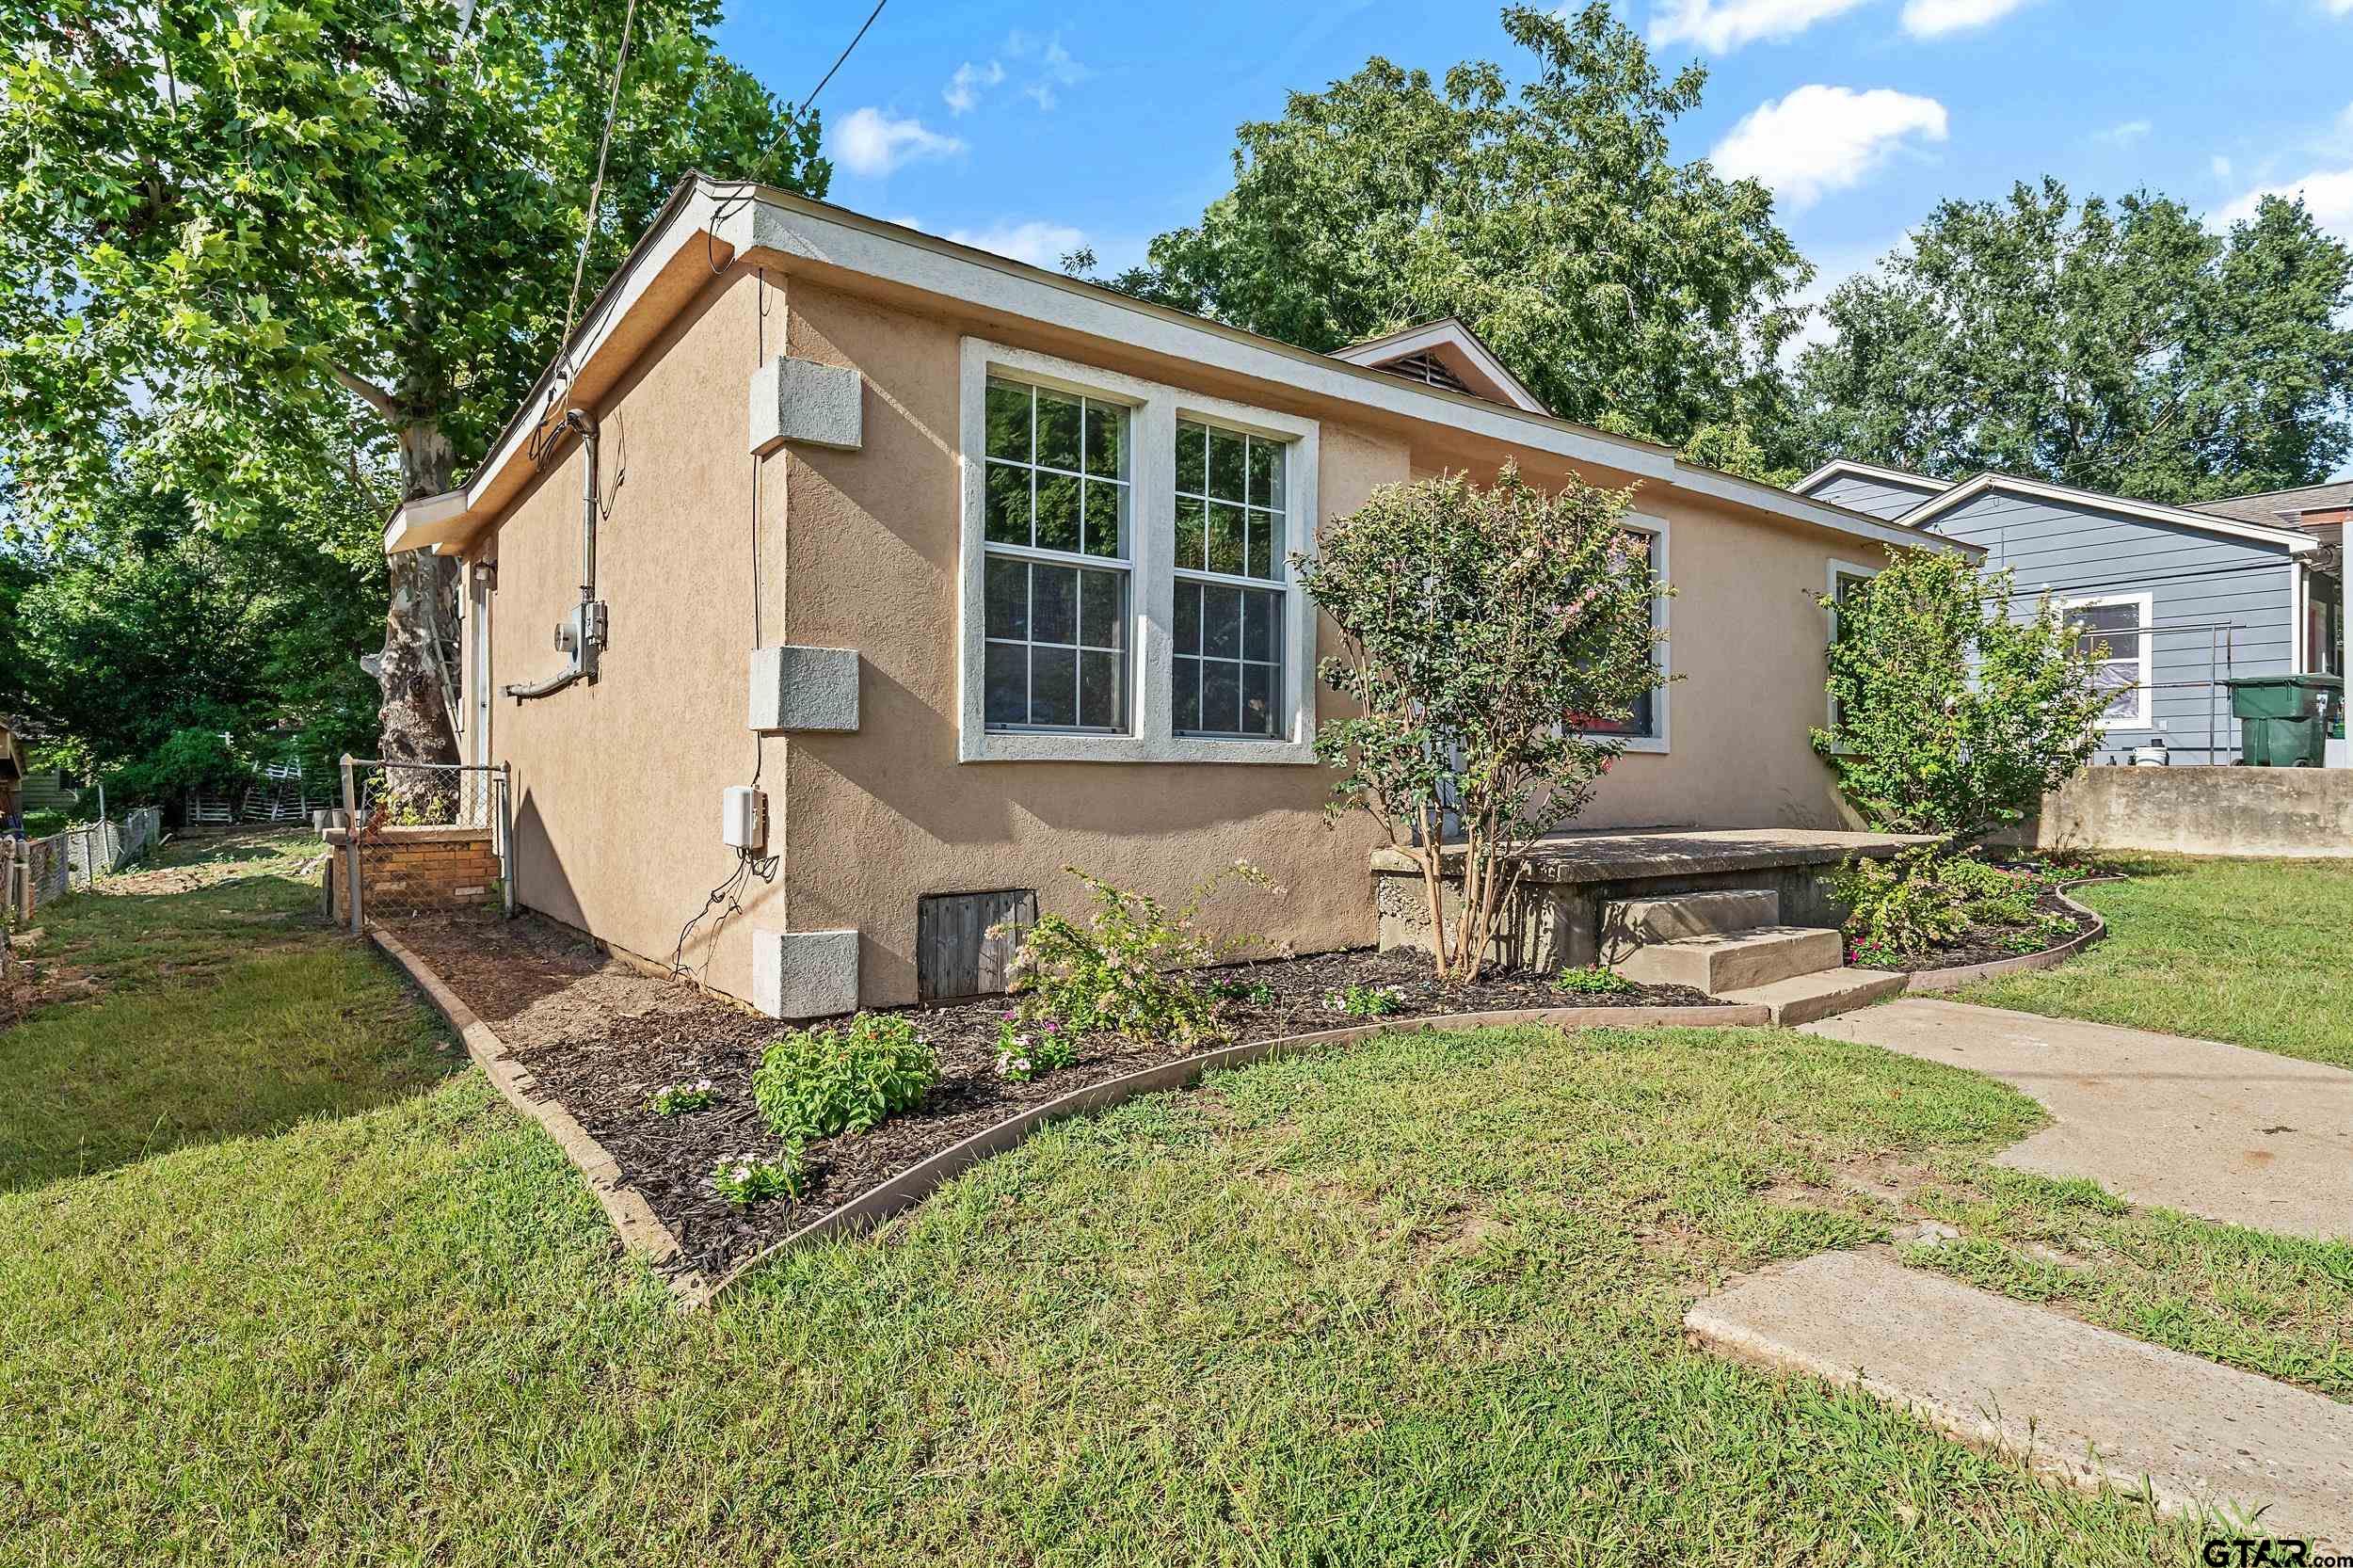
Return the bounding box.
[748,645,860,733]
[752,928,859,1020]
[748,356,862,455]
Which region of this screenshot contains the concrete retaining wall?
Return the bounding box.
[2011,767,2353,858]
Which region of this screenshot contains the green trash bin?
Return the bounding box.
[2225,675,2345,766]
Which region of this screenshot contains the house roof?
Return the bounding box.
[1897,472,2320,553]
[2191,480,2353,530]
[1791,458,1953,496]
[1328,317,1551,416]
[388,176,1977,564]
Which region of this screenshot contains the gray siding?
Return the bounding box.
[1929,489,2300,764]
[1807,473,1946,521]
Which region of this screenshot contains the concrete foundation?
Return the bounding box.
[2005,765,2353,858]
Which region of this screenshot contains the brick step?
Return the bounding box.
[1612,925,1843,995]
[1719,967,1907,1026]
[1603,888,1780,946]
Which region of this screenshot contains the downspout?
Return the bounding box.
[504,410,608,699]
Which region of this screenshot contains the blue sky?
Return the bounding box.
[718,0,2353,332]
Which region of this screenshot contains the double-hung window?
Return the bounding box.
[981,377,1131,732]
[1172,421,1288,739]
[1567,518,1671,753]
[2060,593,2152,728]
[958,341,1321,764]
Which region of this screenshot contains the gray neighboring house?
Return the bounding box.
[1793,461,2347,765]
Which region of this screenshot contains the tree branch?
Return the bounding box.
[331,364,400,424]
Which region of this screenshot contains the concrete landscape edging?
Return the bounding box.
[1900,879,2116,995]
[367,923,715,1304]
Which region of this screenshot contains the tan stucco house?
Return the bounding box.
[387,176,1969,1018]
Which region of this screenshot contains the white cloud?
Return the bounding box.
[942,59,1003,116]
[1898,0,2035,37]
[1647,0,1869,51]
[2211,154,2234,181]
[1712,86,1949,209]
[937,220,1089,268]
[831,107,966,179]
[2217,168,2353,240]
[2325,0,2353,14]
[2093,119,2151,147]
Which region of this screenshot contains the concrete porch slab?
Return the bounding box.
[1803,999,2353,1241]
[1686,1250,2353,1544]
[1369,826,1935,884]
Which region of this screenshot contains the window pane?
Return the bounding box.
[985,556,1028,639]
[1174,656,1202,732]
[1034,472,1081,554]
[1241,664,1274,737]
[1033,564,1077,645]
[1175,495,1206,573]
[1036,389,1082,472]
[1205,585,1241,658]
[1209,503,1245,576]
[1084,400,1126,479]
[984,461,1030,546]
[1246,510,1279,580]
[1248,438,1283,509]
[1201,660,1241,733]
[2077,604,2137,634]
[1080,649,1122,728]
[984,379,1031,462]
[1242,588,1274,662]
[1176,422,1207,495]
[1079,568,1124,649]
[1032,647,1078,726]
[985,641,1028,726]
[1082,479,1126,559]
[1176,579,1202,656]
[1208,428,1246,502]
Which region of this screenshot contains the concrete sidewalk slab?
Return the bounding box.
[1687,1250,2353,1544]
[1802,999,2353,1241]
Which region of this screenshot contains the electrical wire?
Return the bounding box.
[795,0,886,117]
[556,0,643,378]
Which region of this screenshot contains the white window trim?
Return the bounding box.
[2058,591,2153,730]
[956,338,1321,763]
[1566,513,1671,756]
[1824,557,1881,744]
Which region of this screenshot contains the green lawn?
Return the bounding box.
[6,836,2346,1561]
[1964,856,2353,1069]
[1,829,456,1189]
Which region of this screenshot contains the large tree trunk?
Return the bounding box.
[376,420,463,806]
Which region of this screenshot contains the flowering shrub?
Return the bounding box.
[1001,861,1278,1048]
[709,1147,808,1207]
[1323,983,1407,1017]
[1837,848,2081,962]
[994,1012,1080,1083]
[1556,965,1636,995]
[753,1013,936,1142]
[650,1079,719,1116]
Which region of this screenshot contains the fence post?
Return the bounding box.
[340,754,362,936]
[499,761,516,920]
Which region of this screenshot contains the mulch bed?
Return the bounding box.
[1861,888,2101,976]
[388,914,1707,1278]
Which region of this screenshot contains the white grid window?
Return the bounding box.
[2061,593,2152,728]
[1173,420,1289,739]
[982,377,1130,731]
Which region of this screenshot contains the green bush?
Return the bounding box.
[1321,983,1407,1017]
[752,1013,936,1142]
[18,809,67,839]
[1557,965,1636,995]
[1004,862,1274,1049]
[707,1147,808,1207]
[1836,849,2081,964]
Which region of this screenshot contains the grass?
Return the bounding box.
[1963,856,2353,1069]
[2,834,2338,1561]
[0,829,456,1189]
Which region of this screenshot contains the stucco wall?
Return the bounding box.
[462,262,1900,1013]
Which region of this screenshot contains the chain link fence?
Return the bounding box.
[328,759,513,933]
[3,807,165,920]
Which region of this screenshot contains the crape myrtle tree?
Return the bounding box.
[1072,3,1812,478]
[1794,179,2353,502]
[0,0,828,783]
[1298,463,1667,981]
[1812,548,2110,845]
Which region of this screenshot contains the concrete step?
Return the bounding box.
[1719,966,1907,1026]
[1686,1250,2353,1543]
[1613,925,1843,995]
[1604,888,1779,946]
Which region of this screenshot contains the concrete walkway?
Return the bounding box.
[1802,999,2353,1242]
[1688,1251,2353,1544]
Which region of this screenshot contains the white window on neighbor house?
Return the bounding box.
[1567,518,1671,754]
[1825,557,1881,738]
[2060,592,2153,728]
[956,340,1321,764]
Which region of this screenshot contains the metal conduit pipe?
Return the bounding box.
[504,409,607,700]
